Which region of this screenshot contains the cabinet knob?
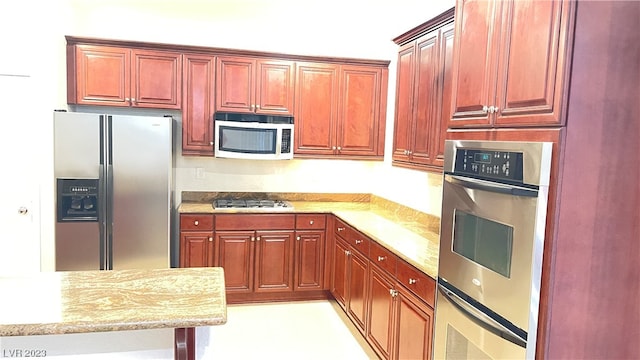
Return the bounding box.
[18,206,28,215]
[482,105,489,113]
[256,105,260,109]
[408,278,417,285]
[309,220,314,225]
[131,98,136,103]
[251,236,256,242]
[296,236,301,241]
[210,141,214,145]
[194,220,199,226]
[355,239,363,245]
[125,97,130,102]
[345,250,351,256]
[332,146,337,150]
[208,237,213,242]
[389,289,398,298]
[256,236,261,241]
[337,227,345,232]
[337,146,342,151]
[492,106,499,114]
[377,256,386,262]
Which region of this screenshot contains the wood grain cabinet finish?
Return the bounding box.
[392,13,454,171]
[294,214,326,291]
[294,63,388,159]
[179,214,215,268]
[449,0,573,128]
[182,54,216,156]
[216,56,295,115]
[68,45,182,109]
[216,214,295,294]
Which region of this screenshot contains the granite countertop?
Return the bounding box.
[0,267,227,336]
[178,193,441,279]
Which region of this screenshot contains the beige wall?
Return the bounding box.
[2,0,452,271]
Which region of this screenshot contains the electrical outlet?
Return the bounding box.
[195,167,205,179]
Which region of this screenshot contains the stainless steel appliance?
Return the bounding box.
[213,198,293,210]
[54,111,173,271]
[214,112,294,160]
[434,140,552,359]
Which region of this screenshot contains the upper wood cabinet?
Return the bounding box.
[182,54,216,156]
[449,0,573,128]
[392,10,454,171]
[295,63,388,159]
[215,56,295,115]
[67,44,182,109]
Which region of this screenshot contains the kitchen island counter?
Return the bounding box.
[0,267,227,337]
[179,194,440,279]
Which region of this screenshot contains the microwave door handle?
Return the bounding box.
[448,175,538,197]
[438,284,527,348]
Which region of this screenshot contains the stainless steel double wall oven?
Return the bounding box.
[434,140,552,359]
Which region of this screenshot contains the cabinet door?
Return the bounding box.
[256,60,295,115]
[395,287,433,360]
[182,54,215,155]
[494,0,569,126]
[216,57,254,113]
[391,43,415,162]
[294,62,339,155]
[338,66,384,157]
[411,30,440,166]
[367,265,396,360]
[294,230,325,290]
[254,230,294,292]
[73,45,130,106]
[431,23,455,168]
[331,237,349,309]
[180,231,214,268]
[217,231,254,293]
[449,0,501,127]
[347,248,369,335]
[131,49,182,109]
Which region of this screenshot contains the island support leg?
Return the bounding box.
[174,327,195,360]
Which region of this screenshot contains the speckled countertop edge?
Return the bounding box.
[178,192,441,279]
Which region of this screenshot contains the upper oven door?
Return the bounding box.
[439,173,541,330]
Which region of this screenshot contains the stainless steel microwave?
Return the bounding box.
[214,112,294,160]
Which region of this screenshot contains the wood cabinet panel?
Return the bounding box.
[331,237,349,308]
[254,230,294,292]
[180,214,214,231]
[369,241,397,276]
[367,265,396,360]
[294,62,339,155]
[217,231,254,293]
[256,60,295,115]
[397,259,436,307]
[69,45,181,109]
[391,45,415,162]
[295,214,326,230]
[216,57,253,113]
[449,0,571,128]
[182,54,215,156]
[433,24,455,167]
[294,230,325,290]
[347,249,369,335]
[179,231,214,268]
[396,286,433,360]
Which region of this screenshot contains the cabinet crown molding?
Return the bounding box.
[392,7,455,45]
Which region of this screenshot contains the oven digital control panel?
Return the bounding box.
[454,149,524,182]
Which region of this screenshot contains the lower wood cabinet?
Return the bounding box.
[179,214,215,267]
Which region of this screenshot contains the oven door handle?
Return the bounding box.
[438,283,527,348]
[448,174,538,197]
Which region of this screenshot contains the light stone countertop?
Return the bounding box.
[178,199,440,279]
[0,267,227,336]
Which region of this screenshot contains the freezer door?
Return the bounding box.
[109,115,172,270]
[53,112,103,271]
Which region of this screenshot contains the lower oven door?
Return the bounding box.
[433,283,526,360]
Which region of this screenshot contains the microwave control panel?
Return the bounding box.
[454,149,524,182]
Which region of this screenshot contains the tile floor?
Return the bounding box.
[198,300,379,359]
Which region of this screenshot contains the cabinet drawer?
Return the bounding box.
[215,214,295,230]
[369,241,397,276]
[296,214,326,229]
[334,218,369,256]
[180,214,214,231]
[397,260,436,308]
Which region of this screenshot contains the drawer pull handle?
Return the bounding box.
[355,239,363,244]
[408,278,418,285]
[337,227,345,231]
[309,220,314,225]
[377,256,386,262]
[194,220,199,226]
[296,236,301,241]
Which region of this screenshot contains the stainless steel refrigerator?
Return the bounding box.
[54,111,173,271]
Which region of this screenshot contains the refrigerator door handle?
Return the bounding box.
[99,115,108,270]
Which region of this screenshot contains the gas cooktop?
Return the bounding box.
[213,199,293,209]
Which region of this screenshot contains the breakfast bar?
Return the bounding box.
[0,267,227,360]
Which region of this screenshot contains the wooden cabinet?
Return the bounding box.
[216,56,295,115]
[392,10,454,170]
[182,54,215,156]
[216,214,295,294]
[294,214,326,291]
[449,0,573,128]
[179,214,215,267]
[294,63,388,159]
[67,45,182,109]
